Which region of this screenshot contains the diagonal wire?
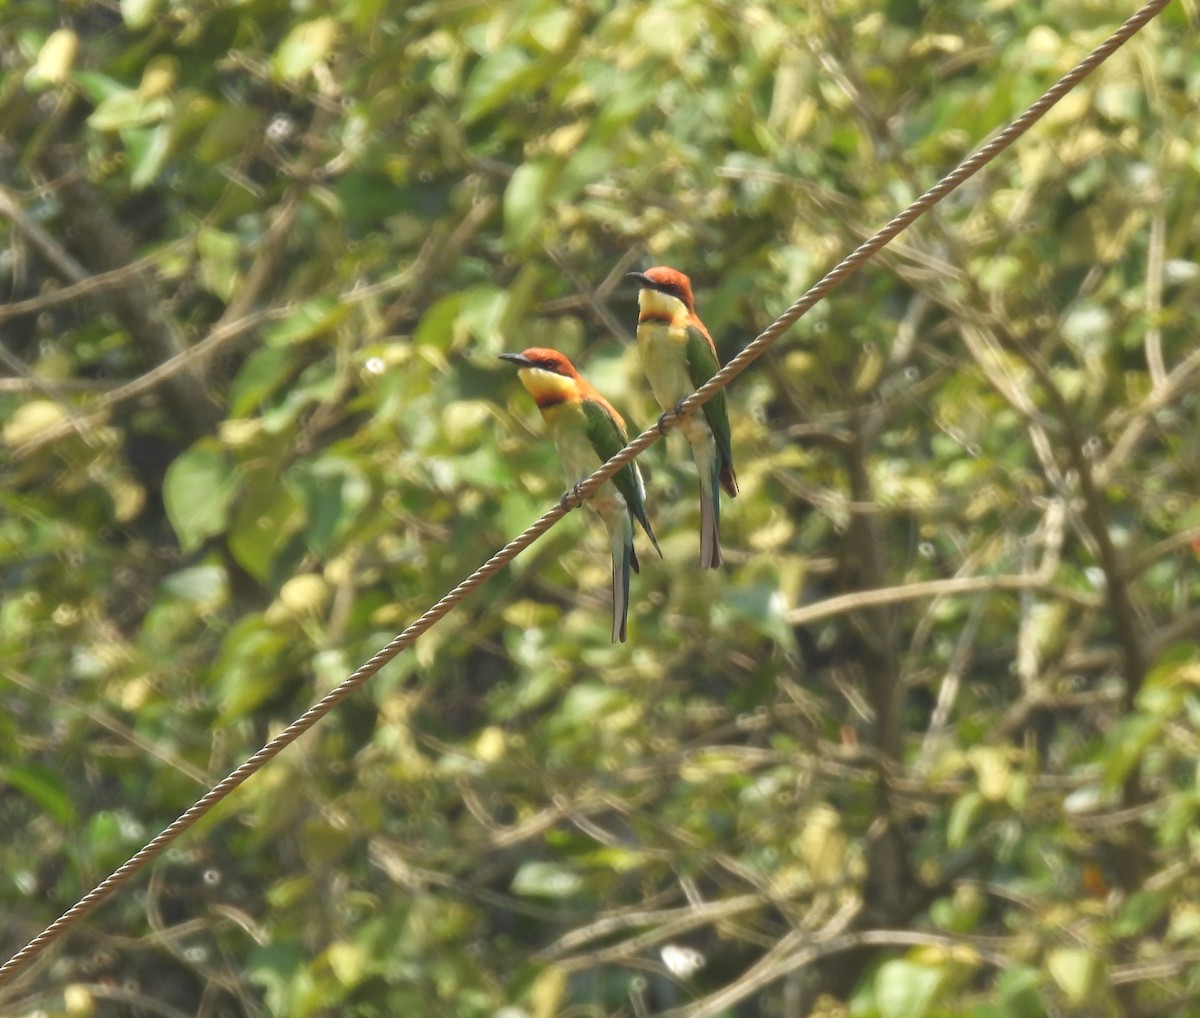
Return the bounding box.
[0,0,1171,990]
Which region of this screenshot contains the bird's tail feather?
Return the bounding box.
[637,512,663,560]
[719,458,738,499]
[629,465,662,559]
[609,519,633,642]
[698,456,723,570]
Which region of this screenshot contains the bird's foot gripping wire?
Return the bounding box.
[657,398,690,435]
[559,481,586,511]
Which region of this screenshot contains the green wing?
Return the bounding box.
[581,398,661,553]
[684,324,735,472]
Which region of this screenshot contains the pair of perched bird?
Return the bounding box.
[500,266,738,643]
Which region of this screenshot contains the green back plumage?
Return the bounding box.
[684,324,735,471]
[580,398,661,554]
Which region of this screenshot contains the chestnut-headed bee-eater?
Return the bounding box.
[499,347,661,643]
[626,266,738,569]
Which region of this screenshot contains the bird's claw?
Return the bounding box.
[657,399,689,435]
[559,481,585,510]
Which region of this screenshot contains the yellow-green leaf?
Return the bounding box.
[273,18,339,82]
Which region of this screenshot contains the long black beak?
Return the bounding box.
[498,352,534,368]
[625,271,654,289]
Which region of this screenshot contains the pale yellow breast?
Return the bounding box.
[636,319,688,402]
[542,402,626,519]
[542,401,596,482]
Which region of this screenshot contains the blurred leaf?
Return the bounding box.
[991,965,1045,1018]
[260,368,340,434]
[213,615,292,721]
[335,169,431,230]
[413,292,466,351]
[722,580,794,646]
[554,682,626,727]
[293,457,370,555]
[528,8,576,51]
[229,347,299,417]
[33,28,78,85]
[947,790,983,850]
[197,227,241,300]
[160,564,229,605]
[248,943,307,1016]
[457,285,507,347]
[529,965,567,1018]
[1045,948,1098,1006]
[511,862,584,899]
[326,941,370,987]
[163,441,238,551]
[462,47,535,123]
[195,104,262,163]
[504,158,558,251]
[876,958,945,1018]
[89,90,171,131]
[274,18,339,82]
[0,764,75,827]
[126,123,172,189]
[72,70,126,104]
[931,884,985,935]
[1141,643,1200,693]
[263,297,348,347]
[2,400,68,446]
[81,810,144,871]
[1100,713,1161,789]
[1113,888,1170,938]
[230,477,303,581]
[967,745,1014,803]
[120,0,161,29]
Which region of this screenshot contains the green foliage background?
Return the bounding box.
[2,0,1199,1015]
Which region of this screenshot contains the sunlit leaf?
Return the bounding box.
[197,227,241,300]
[462,47,535,123]
[127,123,173,189]
[876,959,945,1018]
[89,90,171,131]
[273,18,339,82]
[947,791,983,850]
[33,28,77,85]
[120,0,160,29]
[2,400,68,446]
[160,564,229,605]
[229,347,298,417]
[230,480,303,581]
[511,862,584,899]
[163,441,238,551]
[213,615,292,721]
[1046,948,1098,1006]
[263,297,348,347]
[504,157,558,251]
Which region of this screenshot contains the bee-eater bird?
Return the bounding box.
[626,266,737,569]
[499,347,661,643]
